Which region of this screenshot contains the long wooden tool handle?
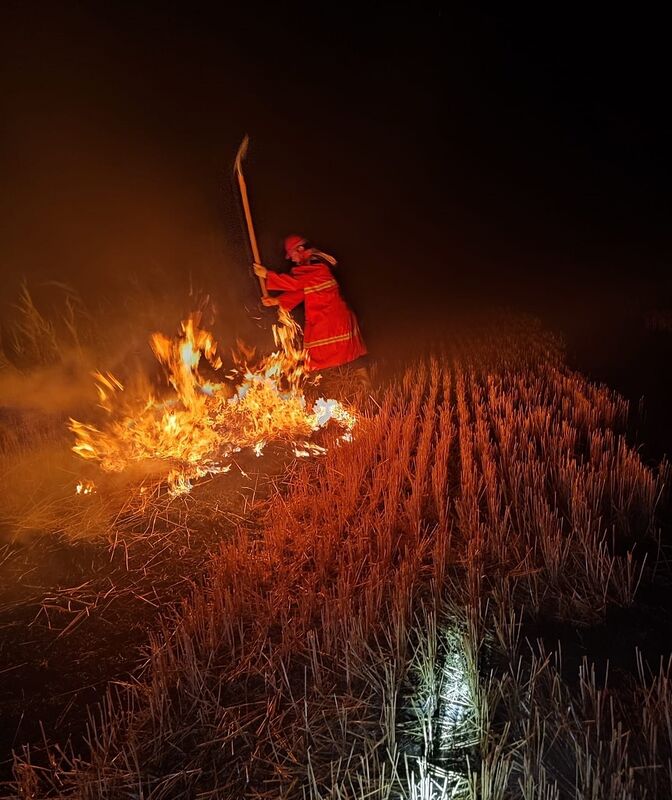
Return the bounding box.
[234,135,268,297]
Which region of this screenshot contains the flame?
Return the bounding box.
[70,309,356,494]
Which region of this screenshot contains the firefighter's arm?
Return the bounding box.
[253,265,304,309]
[263,269,303,292]
[274,290,304,312]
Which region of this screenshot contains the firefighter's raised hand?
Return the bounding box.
[261,296,280,307]
[252,263,268,279]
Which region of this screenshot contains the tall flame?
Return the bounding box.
[70,309,356,494]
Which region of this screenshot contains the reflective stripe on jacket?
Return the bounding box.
[265,262,367,371]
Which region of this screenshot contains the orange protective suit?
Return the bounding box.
[265,260,367,371]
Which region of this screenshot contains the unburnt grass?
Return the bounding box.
[2,315,672,799]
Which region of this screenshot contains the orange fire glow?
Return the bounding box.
[70,309,356,494]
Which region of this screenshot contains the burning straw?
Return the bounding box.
[69,309,356,495]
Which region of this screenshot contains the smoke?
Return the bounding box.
[0,354,98,417]
[0,273,250,422]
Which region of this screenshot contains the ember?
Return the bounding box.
[70,309,356,494]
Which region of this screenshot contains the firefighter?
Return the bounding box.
[253,235,369,380]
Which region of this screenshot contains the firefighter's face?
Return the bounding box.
[288,244,306,264]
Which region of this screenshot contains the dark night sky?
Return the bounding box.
[2,3,671,352]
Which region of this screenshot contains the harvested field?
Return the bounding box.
[3,316,671,799]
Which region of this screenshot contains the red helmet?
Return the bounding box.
[284,234,307,258]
